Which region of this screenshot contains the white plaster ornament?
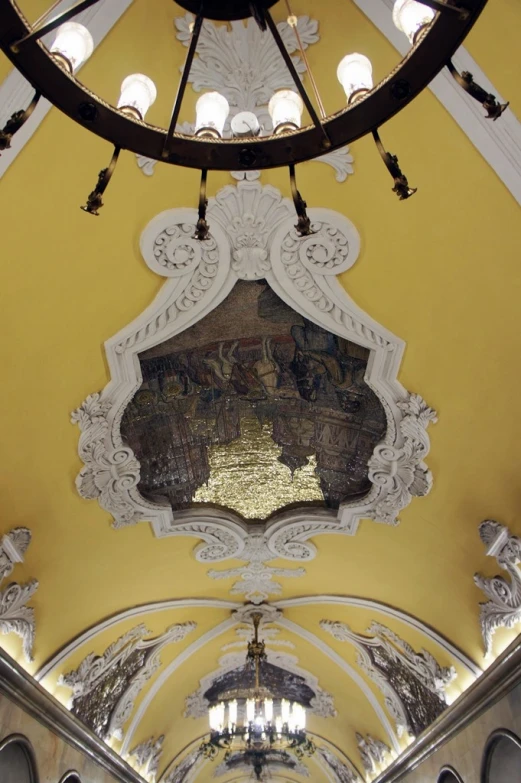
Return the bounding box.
[474,519,521,654]
[135,14,353,183]
[0,526,38,662]
[72,181,436,600]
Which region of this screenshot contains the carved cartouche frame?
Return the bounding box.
[72,181,436,570]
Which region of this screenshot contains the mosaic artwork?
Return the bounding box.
[121,282,387,520]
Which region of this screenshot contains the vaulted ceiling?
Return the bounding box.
[1,1,521,782]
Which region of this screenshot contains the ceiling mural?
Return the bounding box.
[120,281,386,518]
[1,2,520,783]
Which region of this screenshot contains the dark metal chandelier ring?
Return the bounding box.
[0,0,489,172]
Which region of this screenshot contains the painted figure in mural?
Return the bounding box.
[121,281,387,517]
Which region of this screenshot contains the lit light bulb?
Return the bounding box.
[50,22,93,73]
[393,0,435,44]
[118,74,157,120]
[337,53,373,104]
[288,703,297,733]
[275,716,283,735]
[281,698,290,725]
[195,91,230,138]
[228,699,237,730]
[264,698,273,723]
[246,698,255,724]
[268,89,304,134]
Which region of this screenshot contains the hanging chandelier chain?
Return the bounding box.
[284,0,327,120]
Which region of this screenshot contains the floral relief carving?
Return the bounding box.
[356,733,390,775]
[474,519,521,654]
[0,526,38,662]
[163,748,202,783]
[367,393,437,525]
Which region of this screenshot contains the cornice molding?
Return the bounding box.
[0,647,146,783]
[374,634,521,782]
[0,0,134,179]
[354,0,521,205]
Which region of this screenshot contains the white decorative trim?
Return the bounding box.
[36,598,241,682]
[356,733,390,776]
[60,622,196,740]
[128,735,164,782]
[136,14,352,183]
[320,620,455,738]
[121,619,237,755]
[474,519,521,655]
[317,746,362,783]
[353,0,521,205]
[72,180,435,563]
[0,579,38,662]
[0,0,135,178]
[0,527,31,584]
[276,617,400,752]
[273,595,481,677]
[162,748,203,783]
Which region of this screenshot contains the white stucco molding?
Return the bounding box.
[71,181,436,562]
[354,0,521,205]
[0,0,135,178]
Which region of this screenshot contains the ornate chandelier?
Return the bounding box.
[0,0,508,234]
[200,612,315,780]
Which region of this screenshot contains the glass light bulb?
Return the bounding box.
[50,22,93,73]
[264,698,273,723]
[281,698,290,724]
[209,705,219,731]
[393,0,435,43]
[275,716,283,735]
[230,110,260,138]
[228,699,237,729]
[195,91,230,138]
[268,89,304,134]
[118,74,157,120]
[246,698,255,724]
[337,53,373,104]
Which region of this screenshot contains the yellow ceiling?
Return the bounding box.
[1,0,521,780]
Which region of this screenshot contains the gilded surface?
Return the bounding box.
[121,282,386,520]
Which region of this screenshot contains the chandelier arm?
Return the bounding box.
[163,11,204,157]
[372,128,416,200]
[33,0,63,30]
[193,168,210,240]
[447,60,509,119]
[10,0,103,51]
[415,0,470,19]
[80,145,121,216]
[289,164,314,236]
[0,90,41,153]
[264,10,330,147]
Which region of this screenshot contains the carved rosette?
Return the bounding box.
[474,519,521,654]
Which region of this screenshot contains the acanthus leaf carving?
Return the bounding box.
[163,748,202,783]
[356,732,391,775]
[0,579,38,662]
[0,527,31,584]
[367,393,437,526]
[474,519,521,654]
[129,735,164,781]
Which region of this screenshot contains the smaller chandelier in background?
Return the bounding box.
[201,612,315,781]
